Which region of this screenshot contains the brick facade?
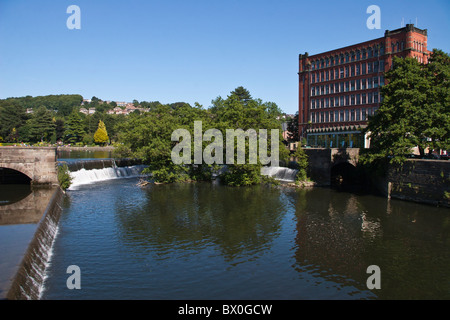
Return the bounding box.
[298,24,431,148]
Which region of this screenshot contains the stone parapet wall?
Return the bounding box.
[0,147,58,185]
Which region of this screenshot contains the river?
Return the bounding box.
[41,156,450,299]
[2,150,450,300]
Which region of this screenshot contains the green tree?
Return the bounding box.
[55,118,65,142]
[211,88,288,186]
[94,120,109,145]
[230,86,252,105]
[64,110,86,144]
[0,103,28,141]
[362,51,449,165]
[27,106,56,142]
[424,49,450,153]
[292,147,309,181]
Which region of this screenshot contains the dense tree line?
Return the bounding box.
[113,87,302,185]
[0,87,307,186]
[0,94,160,145]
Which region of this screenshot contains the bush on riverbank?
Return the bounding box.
[57,164,72,191]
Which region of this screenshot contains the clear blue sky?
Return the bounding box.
[0,0,449,114]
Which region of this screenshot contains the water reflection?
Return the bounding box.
[0,186,55,225]
[40,177,450,299]
[57,149,112,161]
[285,187,450,299]
[114,182,286,264]
[0,185,31,206]
[0,186,58,298]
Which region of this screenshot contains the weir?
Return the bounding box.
[67,164,148,190]
[1,158,148,300]
[261,166,298,182]
[5,187,64,300]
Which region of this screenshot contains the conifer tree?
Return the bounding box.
[28,106,56,142]
[64,110,86,144]
[94,120,109,145]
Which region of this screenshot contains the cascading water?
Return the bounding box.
[6,188,64,300]
[261,166,298,182]
[68,165,148,190]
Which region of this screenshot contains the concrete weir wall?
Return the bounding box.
[6,187,64,300]
[378,159,450,207]
[0,147,58,185]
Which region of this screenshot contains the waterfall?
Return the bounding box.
[261,166,298,182]
[6,188,64,300]
[68,165,148,190]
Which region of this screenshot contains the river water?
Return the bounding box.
[39,170,449,299]
[1,150,449,300]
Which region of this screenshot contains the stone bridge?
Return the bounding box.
[303,148,361,186]
[0,147,58,185]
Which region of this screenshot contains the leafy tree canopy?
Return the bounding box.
[362,49,449,166]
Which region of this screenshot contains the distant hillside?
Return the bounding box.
[0,94,83,116]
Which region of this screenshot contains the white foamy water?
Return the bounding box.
[68,165,148,190]
[261,166,298,182]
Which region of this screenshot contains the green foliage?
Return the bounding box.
[115,87,294,186]
[82,133,94,145]
[27,106,56,143]
[362,50,450,166]
[292,147,309,181]
[64,110,86,144]
[112,143,133,158]
[145,164,190,184]
[0,102,28,142]
[0,94,83,116]
[57,164,72,191]
[221,164,262,186]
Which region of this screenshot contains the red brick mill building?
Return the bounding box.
[298,24,431,148]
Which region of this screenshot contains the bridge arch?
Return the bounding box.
[0,166,32,184]
[0,147,58,186]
